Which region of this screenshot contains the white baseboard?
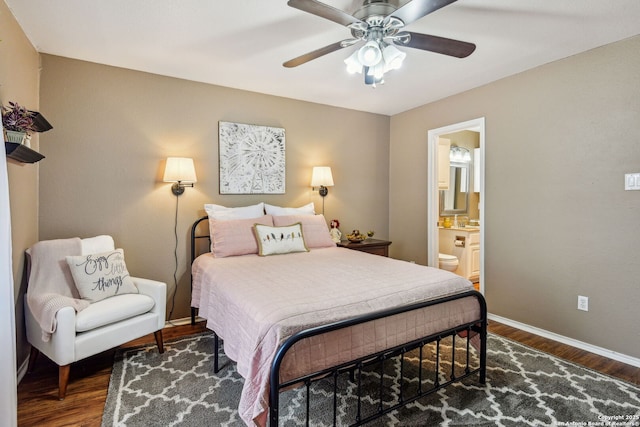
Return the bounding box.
[488,313,640,368]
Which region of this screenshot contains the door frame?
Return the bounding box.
[427,117,485,293]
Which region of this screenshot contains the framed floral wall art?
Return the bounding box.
[218,121,286,194]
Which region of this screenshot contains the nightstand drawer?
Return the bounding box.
[337,239,392,257]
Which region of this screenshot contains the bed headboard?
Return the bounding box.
[190,215,210,324]
[190,216,210,265]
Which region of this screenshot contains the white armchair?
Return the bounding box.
[24,235,166,399]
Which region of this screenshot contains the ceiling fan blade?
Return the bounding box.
[287,0,364,27]
[283,41,347,68]
[401,31,476,58]
[390,0,458,26]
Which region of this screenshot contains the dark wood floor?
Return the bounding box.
[17,320,639,426]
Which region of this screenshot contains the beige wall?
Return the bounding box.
[0,1,41,370]
[38,54,390,322]
[390,35,640,358]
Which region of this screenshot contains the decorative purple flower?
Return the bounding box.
[2,101,36,134]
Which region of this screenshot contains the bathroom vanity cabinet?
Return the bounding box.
[439,227,480,282]
[438,138,451,190]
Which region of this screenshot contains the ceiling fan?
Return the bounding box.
[284,0,476,86]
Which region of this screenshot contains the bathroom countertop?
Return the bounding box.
[439,226,480,232]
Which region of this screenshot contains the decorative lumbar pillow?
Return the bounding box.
[264,202,315,216]
[66,249,138,303]
[204,202,265,220]
[209,215,274,257]
[254,223,309,256]
[273,214,336,249]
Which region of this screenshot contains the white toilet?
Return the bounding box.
[438,253,459,272]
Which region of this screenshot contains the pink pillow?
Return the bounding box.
[210,215,274,258]
[273,214,336,249]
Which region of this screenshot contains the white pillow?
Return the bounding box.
[272,214,336,249]
[254,223,309,256]
[205,202,265,220]
[66,249,138,303]
[81,235,115,254]
[264,202,315,216]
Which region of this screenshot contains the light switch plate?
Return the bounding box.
[625,173,640,190]
[577,295,589,311]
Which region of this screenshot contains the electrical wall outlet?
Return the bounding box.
[577,295,589,311]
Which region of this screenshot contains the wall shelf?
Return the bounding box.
[2,107,52,164]
[4,142,45,163]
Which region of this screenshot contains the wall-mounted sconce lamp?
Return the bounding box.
[311,166,334,197]
[311,166,334,215]
[163,157,197,196]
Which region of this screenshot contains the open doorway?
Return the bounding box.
[427,118,485,294]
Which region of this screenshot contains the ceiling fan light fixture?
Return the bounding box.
[364,67,374,85]
[344,50,363,74]
[285,0,476,88]
[357,41,383,67]
[382,43,406,71]
[367,62,385,79]
[363,66,384,87]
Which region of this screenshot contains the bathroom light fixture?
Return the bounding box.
[311,166,334,197]
[163,157,197,196]
[449,146,472,163]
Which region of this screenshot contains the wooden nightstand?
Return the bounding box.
[337,239,392,257]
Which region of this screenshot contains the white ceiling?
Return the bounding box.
[6,0,640,116]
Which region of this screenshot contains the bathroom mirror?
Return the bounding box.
[440,161,469,216]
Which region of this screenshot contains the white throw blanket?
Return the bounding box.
[26,238,90,341]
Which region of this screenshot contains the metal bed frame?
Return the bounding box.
[190,215,487,426]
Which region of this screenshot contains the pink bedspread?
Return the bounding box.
[191,247,478,426]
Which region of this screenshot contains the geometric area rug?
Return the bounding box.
[102,332,640,426]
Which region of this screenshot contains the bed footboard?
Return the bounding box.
[268,290,487,426]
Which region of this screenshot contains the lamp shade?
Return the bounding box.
[163,157,197,183]
[344,50,363,74]
[382,44,406,71]
[310,166,334,187]
[358,41,383,67]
